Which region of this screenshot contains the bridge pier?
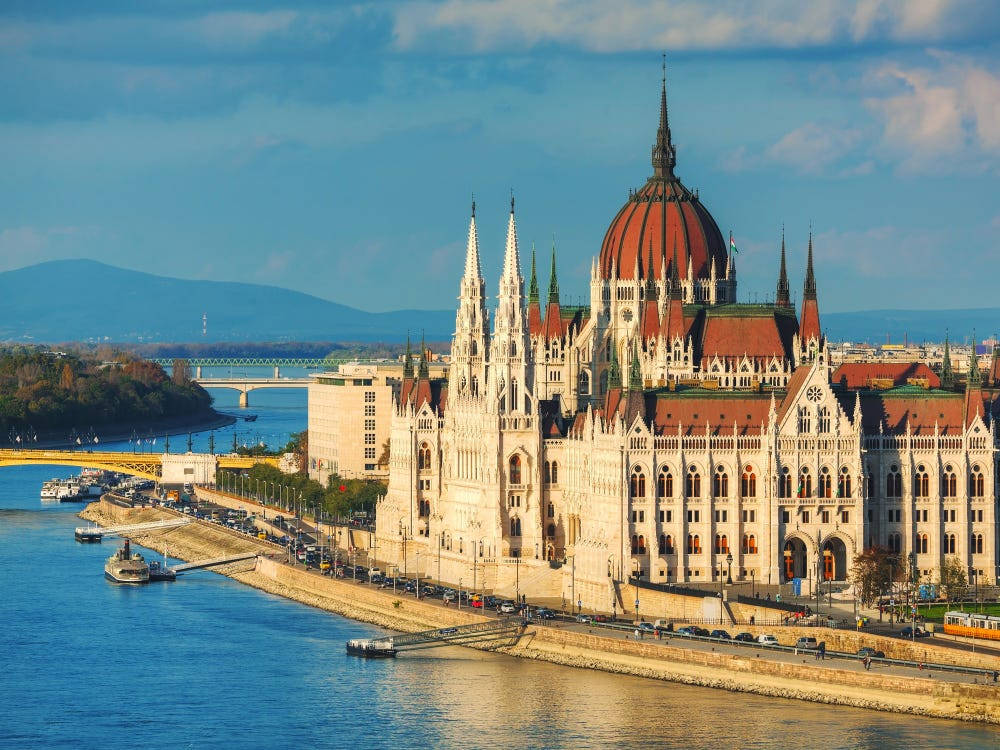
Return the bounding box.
[196,366,202,378]
[239,390,249,408]
[274,365,280,378]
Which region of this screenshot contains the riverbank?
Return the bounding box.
[20,408,236,450]
[80,499,1000,725]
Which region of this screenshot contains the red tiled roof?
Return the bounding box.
[832,362,940,389]
[800,297,820,342]
[641,298,660,339]
[858,392,966,435]
[527,302,542,336]
[776,366,812,422]
[543,302,563,339]
[651,394,771,435]
[699,313,791,365]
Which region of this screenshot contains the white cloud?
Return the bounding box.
[391,0,997,54]
[765,123,863,174]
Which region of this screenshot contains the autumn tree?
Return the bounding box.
[172,358,192,386]
[851,546,898,607]
[938,557,969,604]
[59,363,75,390]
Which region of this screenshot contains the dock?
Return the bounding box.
[170,552,259,573]
[346,617,526,657]
[75,518,191,542]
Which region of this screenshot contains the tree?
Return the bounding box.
[59,364,75,390]
[938,557,969,604]
[851,546,898,608]
[172,358,191,386]
[377,439,390,468]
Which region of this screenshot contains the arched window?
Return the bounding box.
[973,534,984,554]
[914,465,929,498]
[543,461,551,484]
[418,442,431,470]
[918,534,928,554]
[715,534,728,553]
[946,534,956,554]
[547,502,554,518]
[971,465,984,497]
[546,523,555,538]
[886,466,901,498]
[509,454,522,484]
[942,466,957,498]
[631,534,639,554]
[819,467,832,498]
[817,406,831,433]
[550,461,558,484]
[510,518,521,537]
[657,468,673,498]
[745,534,758,554]
[578,370,590,396]
[798,467,812,498]
[838,467,852,498]
[658,534,668,554]
[630,467,646,498]
[888,533,902,553]
[470,375,479,395]
[741,466,756,498]
[664,534,674,554]
[685,467,701,498]
[778,467,792,498]
[637,535,646,554]
[713,466,728,497]
[798,406,811,433]
[687,534,701,554]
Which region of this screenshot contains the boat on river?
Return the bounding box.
[104,540,149,583]
[148,560,176,581]
[346,638,397,658]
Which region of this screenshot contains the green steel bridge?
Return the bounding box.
[151,357,384,369]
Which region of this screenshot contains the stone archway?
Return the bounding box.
[782,537,809,581]
[821,536,849,582]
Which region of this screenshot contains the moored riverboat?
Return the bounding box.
[104,540,149,583]
[346,638,396,658]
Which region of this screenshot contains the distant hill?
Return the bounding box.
[0,259,993,345]
[823,308,1000,344]
[0,260,454,343]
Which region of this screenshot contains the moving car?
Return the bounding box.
[637,622,655,633]
[857,646,886,659]
[710,629,732,640]
[794,637,819,650]
[756,634,779,646]
[901,626,930,638]
[733,632,754,643]
[498,600,518,614]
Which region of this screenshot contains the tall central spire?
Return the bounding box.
[804,231,817,300]
[651,54,677,178]
[501,193,522,282]
[776,227,790,307]
[463,196,481,280]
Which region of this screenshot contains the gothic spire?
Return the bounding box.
[548,239,560,305]
[462,196,482,281]
[651,54,677,179]
[528,243,539,304]
[776,227,790,307]
[968,331,982,387]
[646,238,657,297]
[418,331,429,379]
[403,334,414,379]
[608,340,622,389]
[804,230,817,300]
[669,237,682,299]
[501,193,522,282]
[941,333,954,389]
[628,342,642,390]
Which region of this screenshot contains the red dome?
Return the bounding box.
[599,177,727,282]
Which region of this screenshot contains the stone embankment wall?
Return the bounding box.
[80,498,1000,724]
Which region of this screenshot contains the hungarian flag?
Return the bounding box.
[729,231,739,255]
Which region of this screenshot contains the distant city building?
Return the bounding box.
[373,72,1000,609]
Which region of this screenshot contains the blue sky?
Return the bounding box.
[1,1,998,313]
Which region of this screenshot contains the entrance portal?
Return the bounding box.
[782,538,808,581]
[822,537,848,581]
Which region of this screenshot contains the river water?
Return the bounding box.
[1,386,998,749]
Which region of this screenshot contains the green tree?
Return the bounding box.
[851,546,898,608]
[938,557,969,604]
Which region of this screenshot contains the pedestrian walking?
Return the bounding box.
[634,628,640,641]
[863,656,871,671]
[819,641,826,660]
[749,615,755,626]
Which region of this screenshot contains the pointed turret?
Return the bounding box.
[988,343,1000,388]
[941,334,955,390]
[418,332,429,379]
[450,197,490,396]
[501,194,522,283]
[463,197,481,281]
[651,56,677,178]
[543,240,563,339]
[403,334,414,379]
[608,341,622,389]
[799,232,821,342]
[527,243,542,335]
[663,240,686,342]
[968,332,982,388]
[641,240,660,340]
[628,342,643,390]
[776,228,790,308]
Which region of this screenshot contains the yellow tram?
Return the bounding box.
[942,611,1000,641]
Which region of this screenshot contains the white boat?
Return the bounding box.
[40,479,62,501]
[57,478,105,502]
[104,540,149,583]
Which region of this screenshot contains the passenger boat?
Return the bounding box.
[943,610,1000,641]
[75,527,103,543]
[345,638,397,658]
[40,479,62,501]
[148,560,176,581]
[104,540,150,583]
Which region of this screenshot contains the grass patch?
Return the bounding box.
[916,602,1000,623]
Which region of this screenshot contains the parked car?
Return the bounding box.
[675,626,697,636]
[857,646,886,659]
[794,637,819,650]
[733,632,755,643]
[637,622,655,633]
[901,626,930,638]
[442,589,457,603]
[710,629,732,640]
[498,600,518,614]
[470,594,483,608]
[575,614,593,624]
[756,634,779,646]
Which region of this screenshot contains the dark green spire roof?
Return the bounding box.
[804,231,817,300]
[776,228,790,307]
[418,331,429,379]
[669,238,682,300]
[941,334,954,389]
[628,342,642,390]
[968,331,982,387]
[608,340,621,389]
[646,238,657,297]
[403,334,414,378]
[548,240,559,305]
[528,244,539,304]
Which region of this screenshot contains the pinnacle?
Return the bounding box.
[548,240,560,305]
[463,204,482,281]
[776,229,790,307]
[528,244,539,304]
[804,231,817,299]
[501,200,522,283]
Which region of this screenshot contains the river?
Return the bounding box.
[1,386,997,749]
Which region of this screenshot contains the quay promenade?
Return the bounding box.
[80,496,1000,724]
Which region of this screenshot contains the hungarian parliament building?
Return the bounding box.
[374,75,1000,609]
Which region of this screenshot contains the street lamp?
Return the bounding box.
[726,550,734,585]
[751,568,756,598]
[632,559,641,623]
